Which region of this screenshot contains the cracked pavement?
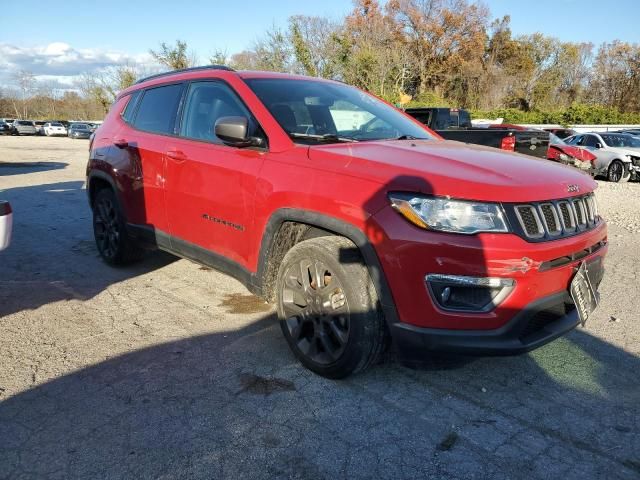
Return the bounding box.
[0,136,639,479]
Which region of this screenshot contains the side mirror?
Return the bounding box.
[214,116,263,148]
[595,142,602,149]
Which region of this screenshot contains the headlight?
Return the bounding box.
[559,153,569,161]
[389,193,509,234]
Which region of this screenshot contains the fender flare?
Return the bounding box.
[86,170,118,206]
[256,208,400,325]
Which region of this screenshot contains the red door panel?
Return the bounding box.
[164,139,264,267]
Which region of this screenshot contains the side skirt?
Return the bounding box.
[127,224,261,296]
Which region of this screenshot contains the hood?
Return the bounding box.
[606,146,640,158]
[308,139,597,202]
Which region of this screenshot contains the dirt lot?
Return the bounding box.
[0,135,639,479]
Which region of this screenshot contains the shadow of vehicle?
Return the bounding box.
[0,162,68,176]
[1,152,638,478]
[0,315,638,479]
[0,179,176,318]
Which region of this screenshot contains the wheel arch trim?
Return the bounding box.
[255,208,400,325]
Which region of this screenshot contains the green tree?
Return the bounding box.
[149,40,194,70]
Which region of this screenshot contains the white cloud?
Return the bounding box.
[0,42,155,90]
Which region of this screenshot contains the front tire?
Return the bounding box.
[608,160,631,183]
[276,236,387,378]
[92,188,145,265]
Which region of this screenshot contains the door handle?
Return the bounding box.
[113,138,129,149]
[166,149,187,163]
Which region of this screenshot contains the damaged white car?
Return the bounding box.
[565,132,640,183]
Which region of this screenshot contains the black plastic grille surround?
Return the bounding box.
[503,193,600,242]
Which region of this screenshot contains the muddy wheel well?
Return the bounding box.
[260,221,334,302]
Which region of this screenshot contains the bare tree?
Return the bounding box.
[12,70,36,118]
[78,64,142,114]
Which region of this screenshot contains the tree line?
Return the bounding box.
[2,0,640,124]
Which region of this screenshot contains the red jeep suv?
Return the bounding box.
[87,66,607,378]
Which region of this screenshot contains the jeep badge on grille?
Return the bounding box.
[567,184,580,193]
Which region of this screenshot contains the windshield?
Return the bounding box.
[549,133,565,145]
[73,124,89,130]
[17,121,33,126]
[51,122,63,127]
[601,134,640,148]
[244,78,434,143]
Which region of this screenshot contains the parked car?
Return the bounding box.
[616,129,640,137]
[544,128,577,139]
[11,120,37,135]
[43,122,67,136]
[0,121,12,135]
[0,118,16,126]
[68,123,92,139]
[565,132,640,182]
[547,133,597,172]
[0,201,12,252]
[33,121,46,135]
[87,66,607,378]
[405,108,550,158]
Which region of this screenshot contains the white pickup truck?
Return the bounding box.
[0,201,12,251]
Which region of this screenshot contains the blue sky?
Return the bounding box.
[1,0,638,89]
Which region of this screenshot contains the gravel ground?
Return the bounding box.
[0,135,639,479]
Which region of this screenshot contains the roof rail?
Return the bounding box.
[134,65,235,85]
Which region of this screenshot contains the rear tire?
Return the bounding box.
[92,188,145,265]
[608,160,630,183]
[276,236,387,378]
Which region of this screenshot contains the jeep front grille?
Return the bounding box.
[505,194,600,242]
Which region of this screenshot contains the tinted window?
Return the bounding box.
[179,81,255,143]
[133,83,184,135]
[121,91,141,123]
[601,134,640,148]
[582,135,599,147]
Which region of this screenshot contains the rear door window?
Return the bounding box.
[133,83,184,135]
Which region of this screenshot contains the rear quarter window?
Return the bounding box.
[132,83,184,135]
[121,90,141,124]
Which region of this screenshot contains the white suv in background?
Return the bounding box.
[43,122,67,136]
[565,132,640,182]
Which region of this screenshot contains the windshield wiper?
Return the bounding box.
[393,134,430,141]
[288,132,358,143]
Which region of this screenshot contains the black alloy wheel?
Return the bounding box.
[93,191,121,261]
[281,258,350,365]
[276,237,387,378]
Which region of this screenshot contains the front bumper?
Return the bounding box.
[370,205,608,355]
[390,290,595,360]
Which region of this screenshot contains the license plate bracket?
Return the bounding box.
[570,262,599,326]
